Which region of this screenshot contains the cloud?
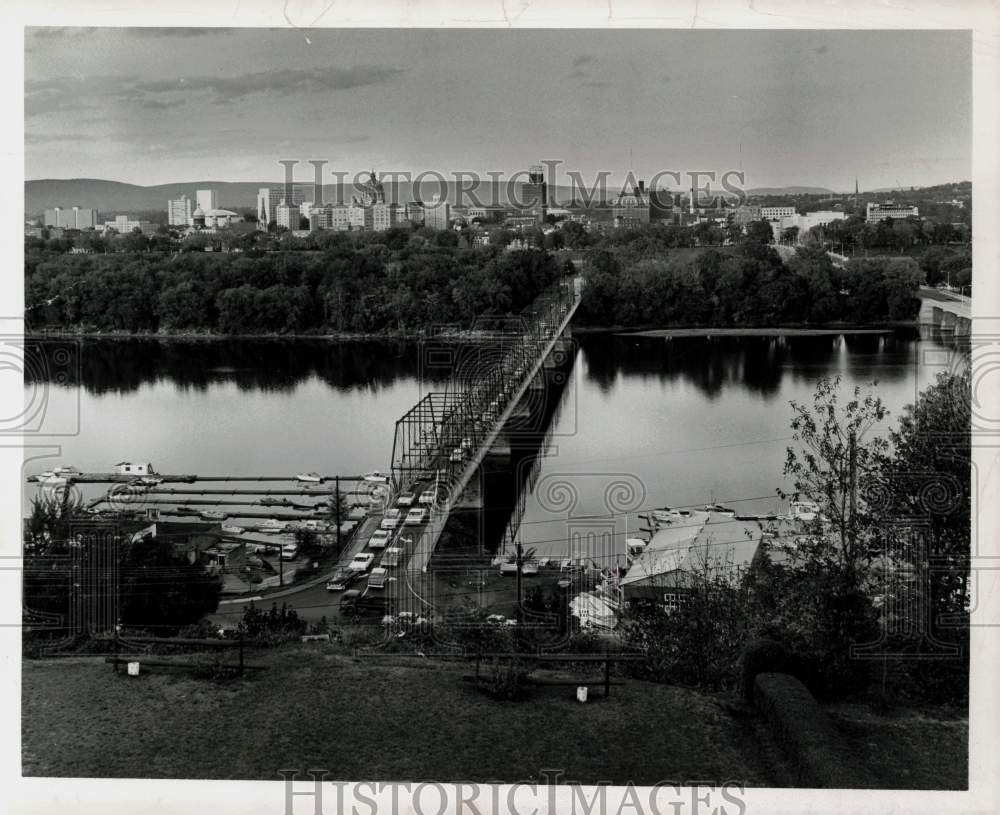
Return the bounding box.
[813,45,828,55]
[134,65,405,102]
[25,65,404,118]
[25,132,99,144]
[124,28,234,38]
[573,55,597,68]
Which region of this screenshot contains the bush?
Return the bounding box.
[481,658,529,701]
[740,638,795,703]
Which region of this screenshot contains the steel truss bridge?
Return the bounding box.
[386,276,582,576]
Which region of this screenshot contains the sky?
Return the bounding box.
[24,27,972,191]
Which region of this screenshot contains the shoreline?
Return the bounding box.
[24,322,917,342]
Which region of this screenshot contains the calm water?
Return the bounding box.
[23,331,952,559]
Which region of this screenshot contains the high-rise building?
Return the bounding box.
[372,202,403,231]
[519,164,547,223]
[168,194,193,227]
[275,201,298,230]
[423,199,451,231]
[611,180,651,229]
[196,189,219,212]
[43,206,98,229]
[257,184,312,226]
[405,202,425,225]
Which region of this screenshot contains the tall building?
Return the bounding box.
[275,201,298,230]
[196,189,219,212]
[167,194,193,227]
[257,184,312,226]
[348,203,373,230]
[43,206,98,229]
[423,199,451,231]
[866,201,919,223]
[519,164,547,223]
[405,202,425,225]
[372,202,403,231]
[611,180,651,229]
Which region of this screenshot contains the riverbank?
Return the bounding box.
[26,321,917,342]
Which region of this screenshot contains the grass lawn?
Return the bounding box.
[825,703,968,790]
[23,647,774,783]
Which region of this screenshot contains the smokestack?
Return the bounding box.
[638,179,645,193]
[689,187,696,215]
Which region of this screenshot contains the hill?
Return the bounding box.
[27,178,855,218]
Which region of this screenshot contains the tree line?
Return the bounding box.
[25,232,569,335]
[577,241,924,327]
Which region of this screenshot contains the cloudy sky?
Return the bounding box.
[24,27,971,191]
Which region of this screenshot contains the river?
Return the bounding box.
[23,329,957,562]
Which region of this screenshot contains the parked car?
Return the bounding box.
[280,543,299,561]
[396,490,416,507]
[405,507,429,526]
[326,568,360,591]
[380,508,402,529]
[368,529,391,549]
[367,567,389,589]
[348,552,376,572]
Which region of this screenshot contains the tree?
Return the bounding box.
[781,376,890,579]
[744,219,774,244]
[118,538,223,630]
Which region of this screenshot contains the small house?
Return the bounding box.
[114,461,155,476]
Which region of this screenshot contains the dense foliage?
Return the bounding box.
[24,229,567,334]
[626,372,971,707]
[578,240,924,327]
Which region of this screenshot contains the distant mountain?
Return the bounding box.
[25,178,584,217]
[746,186,835,196]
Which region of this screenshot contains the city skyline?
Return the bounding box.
[25,28,971,191]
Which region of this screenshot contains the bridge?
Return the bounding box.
[918,286,971,335]
[379,276,581,583]
[313,275,585,616]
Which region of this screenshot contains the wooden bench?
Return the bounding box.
[108,634,264,676]
[466,651,645,698]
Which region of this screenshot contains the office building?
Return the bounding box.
[103,215,156,235]
[760,206,796,220]
[519,164,547,223]
[43,206,98,230]
[196,190,219,212]
[611,180,651,229]
[373,202,403,231]
[734,205,763,226]
[423,199,451,231]
[866,201,919,223]
[167,195,193,227]
[405,202,425,225]
[275,201,299,230]
[257,184,312,226]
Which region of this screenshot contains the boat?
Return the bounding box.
[199,510,227,521]
[626,537,648,556]
[520,559,539,575]
[136,476,163,487]
[258,496,281,506]
[295,472,323,483]
[702,503,735,515]
[53,465,80,476]
[649,508,689,524]
[363,471,390,484]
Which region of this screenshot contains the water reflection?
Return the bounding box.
[578,329,920,400]
[26,338,456,395]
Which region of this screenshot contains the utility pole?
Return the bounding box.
[515,540,524,621]
[334,476,342,555]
